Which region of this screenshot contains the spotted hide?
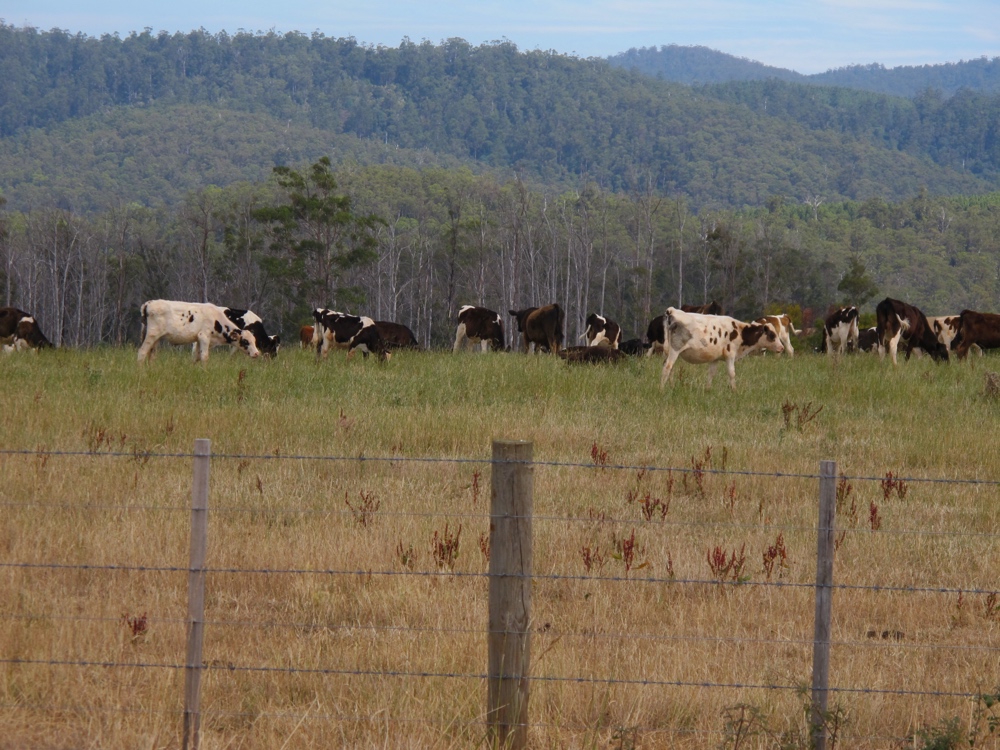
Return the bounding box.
[138,300,261,363]
[0,307,52,351]
[753,313,799,357]
[875,297,948,365]
[951,309,1000,360]
[508,304,564,354]
[660,307,783,390]
[454,306,504,352]
[313,309,390,361]
[581,313,622,349]
[823,307,859,355]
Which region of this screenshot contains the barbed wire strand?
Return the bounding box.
[1,560,995,598]
[2,447,999,488]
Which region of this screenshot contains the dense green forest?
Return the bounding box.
[610,45,1000,97]
[2,26,1000,352]
[1,25,998,213]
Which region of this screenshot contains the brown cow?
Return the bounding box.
[509,304,564,353]
[559,346,627,364]
[374,321,419,349]
[875,297,948,365]
[300,325,315,349]
[952,309,1000,360]
[0,307,53,350]
[680,301,723,315]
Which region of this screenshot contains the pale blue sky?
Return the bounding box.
[2,0,998,74]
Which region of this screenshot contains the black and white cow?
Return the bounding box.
[0,307,53,351]
[857,326,880,353]
[659,307,784,390]
[823,307,859,355]
[645,315,667,357]
[138,300,261,363]
[313,309,390,361]
[454,305,505,352]
[581,313,622,349]
[223,308,280,357]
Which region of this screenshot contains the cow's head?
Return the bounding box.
[14,317,53,349]
[508,308,537,333]
[215,320,260,358]
[741,322,784,354]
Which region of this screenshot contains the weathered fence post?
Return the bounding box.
[811,459,837,750]
[183,439,210,750]
[488,440,533,750]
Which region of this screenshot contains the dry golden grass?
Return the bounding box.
[1,345,1000,749]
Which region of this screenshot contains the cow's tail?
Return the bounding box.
[140,302,149,343]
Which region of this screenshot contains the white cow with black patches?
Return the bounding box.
[138,300,261,363]
[660,307,783,390]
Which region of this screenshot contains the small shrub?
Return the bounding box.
[707,543,747,583]
[431,523,462,570]
[611,529,648,575]
[580,544,606,573]
[395,540,415,570]
[762,533,788,580]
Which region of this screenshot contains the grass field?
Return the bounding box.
[1,344,999,749]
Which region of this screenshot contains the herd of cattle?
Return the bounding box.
[2,296,999,388]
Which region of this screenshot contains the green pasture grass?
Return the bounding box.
[1,345,999,748]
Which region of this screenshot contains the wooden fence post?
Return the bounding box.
[183,439,210,750]
[811,459,837,750]
[488,440,533,750]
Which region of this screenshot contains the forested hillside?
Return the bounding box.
[2,26,1000,352]
[609,45,1000,97]
[0,25,998,215]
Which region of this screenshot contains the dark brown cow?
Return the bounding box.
[454,305,504,352]
[509,304,564,354]
[952,309,1000,360]
[680,301,724,315]
[559,346,627,364]
[619,338,650,356]
[581,313,622,349]
[875,297,948,365]
[375,321,419,349]
[0,307,53,350]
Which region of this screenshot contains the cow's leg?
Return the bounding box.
[725,358,738,389]
[453,325,466,353]
[194,333,210,363]
[783,332,794,357]
[137,334,159,363]
[659,348,682,389]
[706,361,719,388]
[887,333,900,366]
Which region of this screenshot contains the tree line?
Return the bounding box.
[2,159,999,350]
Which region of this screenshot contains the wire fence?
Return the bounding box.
[1,443,998,748]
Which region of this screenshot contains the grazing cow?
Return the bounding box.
[509,304,564,354]
[927,315,981,358]
[138,300,261,363]
[823,307,860,355]
[619,338,650,356]
[680,301,724,315]
[875,297,948,365]
[857,327,880,353]
[223,308,279,357]
[580,313,622,349]
[0,307,53,350]
[375,321,419,349]
[559,346,627,364]
[313,309,390,361]
[454,305,505,352]
[645,315,667,357]
[300,325,315,349]
[754,313,800,357]
[951,309,1000,360]
[660,307,783,390]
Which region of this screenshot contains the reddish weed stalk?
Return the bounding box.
[122,611,148,640]
[881,471,909,501]
[611,529,648,574]
[707,543,747,583]
[431,523,462,570]
[346,490,380,527]
[478,531,490,563]
[590,442,609,470]
[869,501,882,531]
[470,470,481,506]
[580,545,606,573]
[762,533,788,580]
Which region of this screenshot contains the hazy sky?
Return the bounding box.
[3,0,998,74]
